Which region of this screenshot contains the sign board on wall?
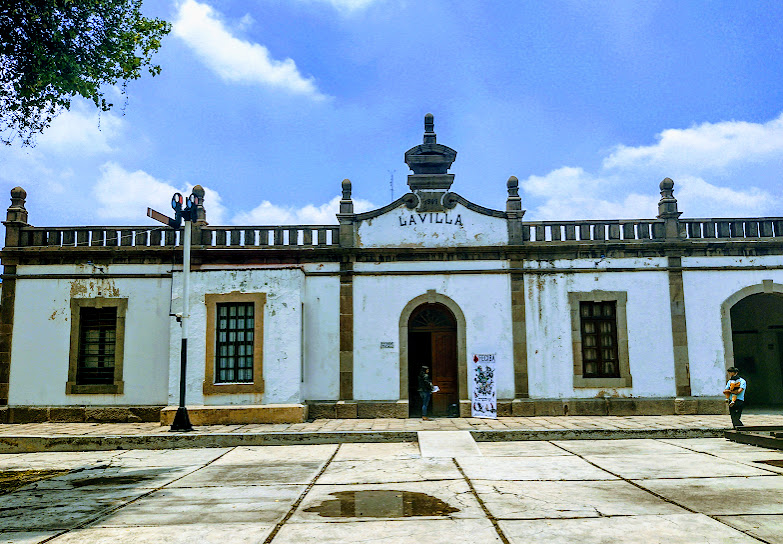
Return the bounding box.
[470,353,497,419]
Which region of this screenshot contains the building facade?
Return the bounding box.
[2,115,782,424]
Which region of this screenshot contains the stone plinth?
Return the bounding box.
[160,404,308,425]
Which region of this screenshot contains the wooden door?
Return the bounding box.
[408,303,458,417]
[431,330,458,416]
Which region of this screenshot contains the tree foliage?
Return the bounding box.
[0,0,170,146]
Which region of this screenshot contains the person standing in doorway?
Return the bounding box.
[418,366,434,420]
[723,366,747,429]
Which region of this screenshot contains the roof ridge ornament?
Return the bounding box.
[404,113,457,192]
[423,113,436,144]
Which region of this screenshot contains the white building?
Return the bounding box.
[1,115,782,424]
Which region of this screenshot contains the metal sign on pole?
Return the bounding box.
[148,192,201,432]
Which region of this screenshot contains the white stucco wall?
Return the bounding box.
[682,254,783,396]
[357,202,508,248]
[524,257,675,399]
[352,264,514,401]
[9,264,171,405]
[169,267,304,406]
[303,273,340,400]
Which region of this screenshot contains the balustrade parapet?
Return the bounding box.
[10,225,341,249]
[7,217,783,249]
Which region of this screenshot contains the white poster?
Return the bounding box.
[470,353,497,419]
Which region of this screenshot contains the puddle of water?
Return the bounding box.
[304,490,459,518]
[0,470,70,495]
[754,460,783,467]
[70,475,154,487]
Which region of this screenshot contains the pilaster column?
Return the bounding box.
[510,258,529,398]
[668,256,692,396]
[1,187,29,405]
[339,259,354,399]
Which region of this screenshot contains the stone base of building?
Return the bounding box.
[0,405,164,423]
[306,397,729,419]
[159,404,309,426]
[308,400,409,419]
[511,397,729,416]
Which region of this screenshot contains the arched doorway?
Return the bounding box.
[408,303,458,417]
[730,293,783,407]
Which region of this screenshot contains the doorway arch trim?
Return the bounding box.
[399,290,467,401]
[721,280,783,369]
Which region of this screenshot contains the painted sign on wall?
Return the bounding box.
[470,353,497,419]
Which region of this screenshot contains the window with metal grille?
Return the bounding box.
[580,301,620,378]
[215,302,254,383]
[76,307,117,385]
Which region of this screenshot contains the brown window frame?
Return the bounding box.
[204,292,265,395]
[67,298,126,395]
[569,291,632,389]
[214,301,255,384]
[579,301,620,378]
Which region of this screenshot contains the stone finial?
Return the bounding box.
[657,177,683,239]
[340,179,354,214]
[657,177,680,218]
[506,176,522,212]
[191,185,208,225]
[423,113,436,144]
[5,186,28,224]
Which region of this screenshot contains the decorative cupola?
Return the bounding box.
[404,113,457,191]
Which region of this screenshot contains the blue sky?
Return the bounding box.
[2,0,783,229]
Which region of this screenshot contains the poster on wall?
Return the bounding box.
[470,353,497,419]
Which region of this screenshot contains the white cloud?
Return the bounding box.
[93,162,227,225]
[522,167,658,220]
[296,0,382,14]
[19,103,123,155]
[521,115,783,220]
[604,114,783,173]
[232,195,376,225]
[172,0,326,100]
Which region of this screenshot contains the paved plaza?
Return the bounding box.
[3,412,783,437]
[0,434,782,543]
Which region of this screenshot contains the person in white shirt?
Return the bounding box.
[723,367,747,429]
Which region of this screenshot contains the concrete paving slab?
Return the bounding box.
[168,461,323,487]
[332,442,420,461]
[45,523,274,544]
[552,438,700,456]
[418,431,481,457]
[708,451,783,473]
[317,458,462,485]
[92,485,304,526]
[500,514,762,544]
[716,514,783,544]
[110,448,231,467]
[29,466,196,491]
[584,452,776,479]
[0,451,122,471]
[658,437,779,455]
[473,479,689,519]
[292,480,484,522]
[637,476,783,515]
[475,441,571,457]
[272,519,504,543]
[0,488,143,531]
[210,444,337,465]
[0,532,59,544]
[456,455,618,481]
